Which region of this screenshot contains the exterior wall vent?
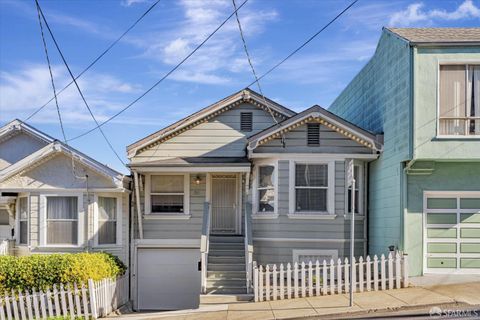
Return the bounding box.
[307,123,320,146]
[241,112,253,132]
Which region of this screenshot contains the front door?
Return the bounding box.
[211,174,238,234]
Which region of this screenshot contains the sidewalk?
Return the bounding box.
[112,281,480,320]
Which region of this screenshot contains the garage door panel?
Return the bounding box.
[137,248,200,310]
[460,213,480,223]
[427,257,456,268]
[460,228,480,238]
[427,213,456,224]
[427,198,456,209]
[460,258,480,269]
[460,243,480,253]
[460,198,480,209]
[427,228,457,238]
[427,243,456,253]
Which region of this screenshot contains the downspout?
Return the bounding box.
[133,170,144,239]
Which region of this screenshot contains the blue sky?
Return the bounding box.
[1,0,479,173]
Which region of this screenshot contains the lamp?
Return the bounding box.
[195,175,201,185]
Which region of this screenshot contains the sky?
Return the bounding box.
[1,0,479,173]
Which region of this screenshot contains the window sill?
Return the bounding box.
[287,213,337,220]
[93,244,123,248]
[434,135,480,141]
[143,214,191,220]
[252,213,279,220]
[343,214,365,220]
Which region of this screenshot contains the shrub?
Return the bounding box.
[0,252,126,292]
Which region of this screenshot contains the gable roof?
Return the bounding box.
[0,119,55,145]
[0,140,126,186]
[126,88,296,158]
[385,27,480,45]
[247,105,383,152]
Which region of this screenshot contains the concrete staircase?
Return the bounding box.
[206,235,247,295]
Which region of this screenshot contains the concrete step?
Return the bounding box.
[208,249,245,257]
[207,270,246,278]
[206,286,248,294]
[208,256,245,264]
[208,263,245,271]
[209,236,244,243]
[207,279,246,287]
[200,294,253,305]
[210,243,244,250]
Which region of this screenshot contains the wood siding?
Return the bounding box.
[132,103,281,163]
[253,124,373,154]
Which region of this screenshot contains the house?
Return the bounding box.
[127,89,383,310]
[0,120,130,264]
[329,28,480,276]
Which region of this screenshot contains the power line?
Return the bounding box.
[25,0,162,121]
[67,0,249,142]
[231,0,278,125]
[35,0,126,167]
[247,0,359,88]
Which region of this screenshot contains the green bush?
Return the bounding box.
[0,252,126,292]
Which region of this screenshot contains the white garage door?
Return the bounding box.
[424,192,480,274]
[137,248,201,310]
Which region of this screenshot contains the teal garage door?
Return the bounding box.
[424,193,480,274]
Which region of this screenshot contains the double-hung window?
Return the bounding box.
[97,197,117,245]
[46,196,78,245]
[18,197,28,245]
[257,165,275,213]
[294,163,329,213]
[150,175,186,214]
[439,64,480,136]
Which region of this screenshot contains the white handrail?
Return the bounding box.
[200,201,211,294]
[244,202,253,293]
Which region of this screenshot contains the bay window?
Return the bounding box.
[439,64,480,136]
[97,196,117,245]
[257,165,275,213]
[46,196,78,245]
[150,175,186,214]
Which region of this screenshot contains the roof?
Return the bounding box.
[129,157,251,168]
[0,119,55,144]
[386,27,480,44]
[126,88,296,158]
[248,105,383,152]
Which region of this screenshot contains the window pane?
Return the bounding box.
[258,189,274,212]
[151,195,184,213]
[439,65,466,135]
[98,221,116,245]
[296,189,327,212]
[18,197,28,220]
[295,164,327,187]
[259,166,274,188]
[347,189,359,213]
[47,221,77,245]
[151,175,184,193]
[98,197,116,220]
[19,221,28,244]
[468,65,480,135]
[47,197,77,219]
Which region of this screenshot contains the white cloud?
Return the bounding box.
[389,0,480,27]
[121,0,149,7]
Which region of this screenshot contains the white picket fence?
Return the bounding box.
[0,240,10,256]
[253,252,408,302]
[0,275,128,320]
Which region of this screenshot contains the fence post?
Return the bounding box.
[388,253,394,290]
[344,258,349,294]
[301,262,306,298]
[258,266,264,302]
[88,279,98,319]
[308,261,313,297]
[322,260,327,295]
[287,263,292,299]
[403,254,409,288]
[253,263,259,302]
[366,256,371,291]
[265,266,271,301]
[359,256,364,293]
[329,259,335,295]
[373,255,379,291]
[395,252,401,289]
[380,254,386,291]
[279,264,285,300]
[315,261,320,296]
[293,263,299,298]
[272,265,278,301]
[336,259,342,294]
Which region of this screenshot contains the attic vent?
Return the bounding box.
[307,123,320,146]
[240,112,253,132]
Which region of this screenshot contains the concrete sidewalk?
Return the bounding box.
[112,282,480,320]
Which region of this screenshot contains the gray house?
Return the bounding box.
[127,89,383,310]
[0,120,130,263]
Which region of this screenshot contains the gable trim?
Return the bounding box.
[0,119,54,145]
[127,89,296,158]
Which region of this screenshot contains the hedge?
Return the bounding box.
[0,252,126,292]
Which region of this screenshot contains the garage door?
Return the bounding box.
[137,248,201,310]
[424,193,480,274]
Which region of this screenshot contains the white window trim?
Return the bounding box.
[288,160,335,216]
[436,60,480,139]
[93,193,122,247]
[252,160,278,218]
[292,249,339,264]
[344,162,364,216]
[39,193,84,248]
[15,194,29,246]
[144,173,190,217]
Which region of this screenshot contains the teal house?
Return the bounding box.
[330,28,480,276]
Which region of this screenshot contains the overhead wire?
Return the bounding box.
[66,0,249,142]
[35,0,127,167]
[64,0,357,142]
[25,0,162,122]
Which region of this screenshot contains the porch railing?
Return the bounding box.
[200,201,211,294]
[0,239,11,256]
[244,202,253,293]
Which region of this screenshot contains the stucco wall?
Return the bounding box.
[413,47,480,160]
[0,132,47,170]
[329,30,412,256]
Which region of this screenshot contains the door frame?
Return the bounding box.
[207,173,242,235]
